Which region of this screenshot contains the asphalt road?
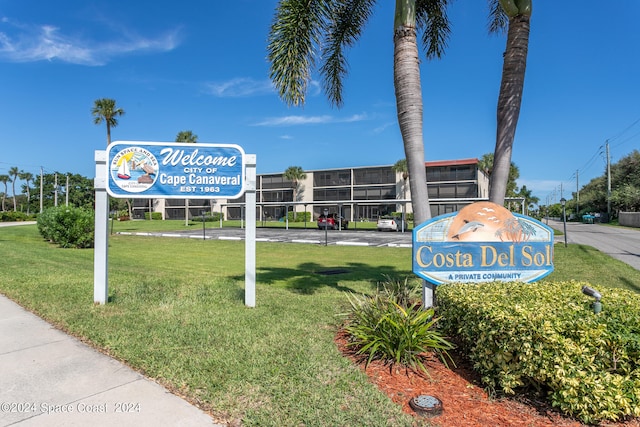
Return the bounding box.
[121,226,413,248]
[546,219,640,271]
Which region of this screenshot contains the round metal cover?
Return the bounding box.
[409,394,443,417]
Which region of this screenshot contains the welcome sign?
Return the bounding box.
[412,202,554,285]
[106,141,245,199]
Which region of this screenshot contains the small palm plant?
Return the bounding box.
[344,276,454,375]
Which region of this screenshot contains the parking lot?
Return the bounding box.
[119,226,413,248]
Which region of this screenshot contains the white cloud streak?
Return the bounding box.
[254,113,368,127]
[205,78,274,97]
[0,18,180,65]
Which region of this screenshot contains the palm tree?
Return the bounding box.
[479,152,520,203]
[19,171,33,214]
[175,130,198,143]
[283,166,307,216]
[0,175,9,211]
[268,0,452,225]
[392,158,409,200]
[487,0,532,206]
[516,185,539,215]
[91,98,125,147]
[9,166,19,211]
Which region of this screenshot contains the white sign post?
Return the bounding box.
[244,154,256,307]
[94,150,109,304]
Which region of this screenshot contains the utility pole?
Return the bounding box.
[606,141,612,220]
[39,167,44,213]
[54,173,58,207]
[575,170,579,217]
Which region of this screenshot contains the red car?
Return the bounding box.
[317,213,349,230]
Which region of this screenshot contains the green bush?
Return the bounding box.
[437,281,640,424]
[193,212,223,222]
[0,211,32,222]
[344,276,453,375]
[286,211,311,222]
[37,206,94,248]
[144,212,163,220]
[391,212,413,222]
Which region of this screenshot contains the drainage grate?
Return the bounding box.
[409,394,443,417]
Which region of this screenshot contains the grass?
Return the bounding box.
[0,225,415,426]
[1,224,639,425]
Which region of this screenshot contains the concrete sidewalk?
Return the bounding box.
[0,295,223,427]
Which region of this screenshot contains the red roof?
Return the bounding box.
[425,158,478,167]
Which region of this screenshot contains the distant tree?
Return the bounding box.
[283,166,306,215]
[175,130,198,143]
[30,173,94,211]
[479,152,520,200]
[515,184,539,215]
[92,98,125,147]
[488,0,532,206]
[19,171,33,214]
[9,166,19,211]
[0,175,9,211]
[392,159,409,200]
[268,0,454,226]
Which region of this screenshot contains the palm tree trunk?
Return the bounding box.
[490,14,530,206]
[394,1,431,225]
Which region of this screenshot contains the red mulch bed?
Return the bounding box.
[335,329,640,427]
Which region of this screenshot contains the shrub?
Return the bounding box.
[193,212,223,222]
[37,206,94,248]
[344,276,454,375]
[286,211,311,222]
[437,281,640,424]
[144,212,163,220]
[0,211,31,222]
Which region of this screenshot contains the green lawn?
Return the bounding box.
[1,224,639,425]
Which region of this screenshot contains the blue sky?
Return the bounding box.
[0,0,638,205]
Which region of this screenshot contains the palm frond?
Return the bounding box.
[268,0,334,107]
[416,0,452,59]
[320,0,376,107]
[487,0,508,34]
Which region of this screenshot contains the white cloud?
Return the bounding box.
[205,78,274,97]
[254,113,368,127]
[0,18,180,65]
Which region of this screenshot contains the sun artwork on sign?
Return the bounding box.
[110,146,159,193]
[412,202,554,285]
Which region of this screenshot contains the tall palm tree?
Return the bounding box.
[9,166,19,211]
[175,130,198,143]
[392,158,409,200]
[516,184,539,215]
[268,0,452,225]
[19,171,33,214]
[487,0,532,205]
[283,166,307,215]
[0,175,9,211]
[91,98,125,147]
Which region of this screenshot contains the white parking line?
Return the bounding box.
[336,241,370,246]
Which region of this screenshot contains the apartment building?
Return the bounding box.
[132,158,489,221]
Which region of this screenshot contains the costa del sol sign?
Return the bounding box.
[412,201,554,285]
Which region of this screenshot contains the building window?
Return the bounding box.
[313,169,350,187]
[354,167,395,185]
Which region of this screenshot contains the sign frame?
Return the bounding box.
[106,141,246,199]
[412,202,555,286]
